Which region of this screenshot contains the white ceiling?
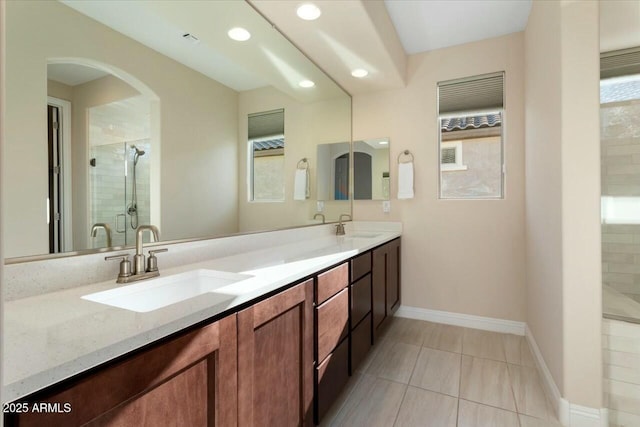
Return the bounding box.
[58,0,346,103]
[48,63,109,86]
[54,1,639,100]
[384,0,532,55]
[252,0,532,95]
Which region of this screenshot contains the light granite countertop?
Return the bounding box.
[3,224,401,402]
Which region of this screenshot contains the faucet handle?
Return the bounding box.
[147,248,168,272]
[105,254,132,282]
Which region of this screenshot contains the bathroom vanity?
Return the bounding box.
[3,224,401,426]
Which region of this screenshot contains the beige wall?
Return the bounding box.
[525,0,602,408]
[238,86,351,231]
[47,79,73,101]
[4,1,239,257]
[524,0,565,395]
[353,32,526,322]
[559,0,602,408]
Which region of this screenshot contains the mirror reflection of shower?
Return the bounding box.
[88,93,152,249]
[127,144,146,229]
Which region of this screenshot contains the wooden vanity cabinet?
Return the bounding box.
[12,315,238,427]
[372,238,401,340]
[237,279,314,427]
[8,237,400,427]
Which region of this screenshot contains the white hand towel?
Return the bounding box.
[294,168,309,200]
[397,162,414,199]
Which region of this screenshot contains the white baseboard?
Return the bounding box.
[525,325,609,427]
[569,405,608,427]
[395,305,526,335]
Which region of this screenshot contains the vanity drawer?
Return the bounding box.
[316,288,349,363]
[351,273,371,327]
[350,252,371,282]
[315,337,349,423]
[351,313,372,373]
[316,262,348,304]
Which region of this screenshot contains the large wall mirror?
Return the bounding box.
[3,0,352,260]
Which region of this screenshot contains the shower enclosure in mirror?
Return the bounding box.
[89,141,151,249]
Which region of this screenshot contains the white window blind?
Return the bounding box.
[248,109,284,140]
[601,47,640,79]
[438,72,504,116]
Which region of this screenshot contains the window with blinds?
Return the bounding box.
[600,47,640,104]
[437,72,504,199]
[248,109,285,201]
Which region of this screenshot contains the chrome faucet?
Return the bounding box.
[105,225,167,284]
[335,214,352,236]
[91,223,112,247]
[313,213,326,224]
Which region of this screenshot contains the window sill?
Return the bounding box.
[441,164,468,172]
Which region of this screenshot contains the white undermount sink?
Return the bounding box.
[347,233,381,239]
[82,269,253,313]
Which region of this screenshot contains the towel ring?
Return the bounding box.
[297,158,309,170]
[397,150,414,164]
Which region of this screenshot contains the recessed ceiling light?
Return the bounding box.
[299,80,315,88]
[228,27,251,42]
[351,68,369,78]
[297,4,321,21]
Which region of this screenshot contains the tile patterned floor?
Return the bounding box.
[321,317,563,427]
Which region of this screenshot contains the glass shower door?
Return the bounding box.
[89,142,129,249]
[89,140,152,249]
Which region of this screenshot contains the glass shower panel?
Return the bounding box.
[601,74,640,322]
[89,139,151,249]
[89,142,128,248]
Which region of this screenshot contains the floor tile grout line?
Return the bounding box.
[390,383,410,427]
[458,397,522,416]
[456,344,464,427]
[503,337,523,427]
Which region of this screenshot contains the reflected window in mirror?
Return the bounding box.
[248,109,285,202]
[437,72,504,199]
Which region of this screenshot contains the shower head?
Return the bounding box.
[131,145,146,157]
[131,145,146,165]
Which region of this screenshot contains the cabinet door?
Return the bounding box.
[238,280,314,427]
[351,313,373,373]
[372,246,387,335]
[386,239,401,315]
[351,273,372,327]
[13,316,237,427]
